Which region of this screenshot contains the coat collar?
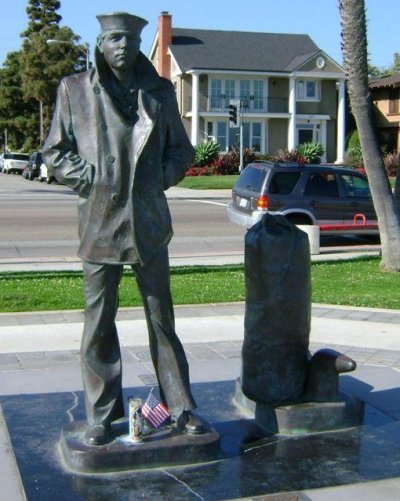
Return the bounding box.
[94,48,162,93]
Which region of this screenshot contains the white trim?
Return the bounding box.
[320,121,327,161]
[296,114,331,120]
[288,77,296,151]
[291,71,345,79]
[169,50,183,78]
[290,50,344,73]
[148,33,159,60]
[336,79,346,163]
[191,72,200,145]
[184,69,345,79]
[186,69,290,77]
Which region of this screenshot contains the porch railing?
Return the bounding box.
[187,95,289,114]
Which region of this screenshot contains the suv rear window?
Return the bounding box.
[235,164,268,191]
[269,171,301,195]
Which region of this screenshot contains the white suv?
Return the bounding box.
[3,152,30,174]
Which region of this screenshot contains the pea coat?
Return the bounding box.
[43,50,195,265]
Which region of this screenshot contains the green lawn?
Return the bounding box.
[177,175,238,189]
[0,257,398,313]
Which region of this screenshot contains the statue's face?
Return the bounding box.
[100,31,141,71]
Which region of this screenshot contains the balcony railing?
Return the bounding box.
[187,95,289,114]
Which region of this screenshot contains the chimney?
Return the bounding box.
[158,11,172,79]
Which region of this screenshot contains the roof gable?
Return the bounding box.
[169,28,321,73]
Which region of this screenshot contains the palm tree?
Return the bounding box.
[339,0,400,271]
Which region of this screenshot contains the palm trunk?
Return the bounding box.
[340,0,400,271]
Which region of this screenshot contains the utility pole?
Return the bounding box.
[229,101,244,172]
[239,100,244,172]
[39,100,44,147]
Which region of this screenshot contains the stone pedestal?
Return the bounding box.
[233,378,364,435]
[60,417,220,473]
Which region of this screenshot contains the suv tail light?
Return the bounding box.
[256,195,269,210]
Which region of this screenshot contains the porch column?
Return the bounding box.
[191,71,200,145]
[336,78,346,163]
[288,76,296,150]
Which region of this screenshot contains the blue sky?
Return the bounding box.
[0,0,398,70]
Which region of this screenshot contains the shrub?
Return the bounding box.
[185,166,211,176]
[297,142,324,163]
[194,141,220,167]
[384,151,400,177]
[270,149,306,164]
[345,144,364,168]
[346,129,360,150]
[211,147,256,175]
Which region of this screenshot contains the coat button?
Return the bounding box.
[106,155,115,164]
[100,122,108,132]
[93,85,100,95]
[111,193,120,203]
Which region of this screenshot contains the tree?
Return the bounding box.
[391,52,400,74]
[339,0,400,272]
[368,52,400,78]
[0,51,38,151]
[19,0,87,146]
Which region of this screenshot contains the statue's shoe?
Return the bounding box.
[84,423,114,446]
[175,411,205,434]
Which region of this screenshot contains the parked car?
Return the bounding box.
[0,153,4,173]
[38,162,53,184]
[22,151,43,180]
[2,152,30,175]
[227,161,379,235]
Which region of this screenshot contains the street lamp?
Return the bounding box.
[46,39,90,71]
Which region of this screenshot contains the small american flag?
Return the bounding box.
[142,390,170,428]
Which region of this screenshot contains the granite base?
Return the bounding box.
[233,378,365,435]
[60,418,220,473]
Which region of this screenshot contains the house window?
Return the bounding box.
[252,123,262,151]
[210,79,237,110]
[207,122,214,142]
[210,79,222,109]
[229,125,241,149]
[207,121,263,152]
[225,80,235,108]
[296,79,320,101]
[253,80,264,110]
[297,123,319,145]
[210,79,266,111]
[216,122,227,150]
[240,80,251,109]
